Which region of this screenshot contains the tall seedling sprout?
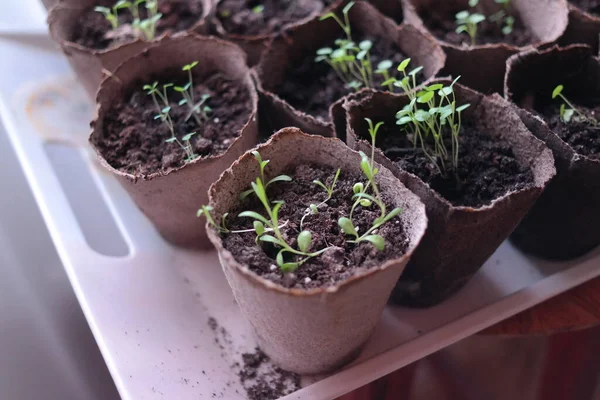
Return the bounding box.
[552,84,598,126]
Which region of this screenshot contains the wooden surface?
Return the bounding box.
[481,276,600,336]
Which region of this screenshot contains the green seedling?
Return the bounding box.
[252,4,264,13]
[396,77,470,174]
[239,151,292,201]
[552,84,597,126]
[175,61,212,126]
[456,9,486,46]
[338,118,403,251]
[380,58,424,99]
[299,168,341,230]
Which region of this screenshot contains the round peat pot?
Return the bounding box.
[48,0,212,98]
[206,128,427,374]
[90,35,258,250]
[256,1,445,138]
[401,0,568,94]
[505,45,600,260]
[211,0,323,66]
[345,81,556,306]
[559,4,600,54]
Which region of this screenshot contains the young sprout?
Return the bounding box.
[175,61,212,126]
[552,84,597,126]
[455,8,486,46]
[252,4,265,14]
[239,151,292,200]
[380,58,424,100]
[338,118,403,251]
[316,2,381,91]
[489,0,514,35]
[96,0,162,41]
[300,168,341,230]
[199,206,230,234]
[396,77,470,174]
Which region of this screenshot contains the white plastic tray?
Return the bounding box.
[2,13,600,400]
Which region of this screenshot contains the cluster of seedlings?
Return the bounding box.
[455,0,514,45]
[143,61,212,163]
[201,120,402,272]
[315,2,419,93]
[95,0,162,40]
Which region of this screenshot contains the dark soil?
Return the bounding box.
[216,0,323,36]
[96,72,252,176]
[569,0,600,15]
[239,348,301,400]
[277,35,416,121]
[222,165,409,289]
[71,0,204,50]
[421,7,534,47]
[539,104,600,160]
[363,121,534,207]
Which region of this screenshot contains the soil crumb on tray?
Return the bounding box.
[365,122,534,207]
[96,73,252,176]
[420,6,534,47]
[539,103,600,160]
[71,0,204,50]
[222,165,409,289]
[277,35,416,120]
[216,0,323,36]
[569,0,600,15]
[239,348,301,400]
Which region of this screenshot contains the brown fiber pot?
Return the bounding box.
[402,0,569,94]
[48,0,212,99]
[558,4,600,54]
[206,128,428,374]
[345,81,556,307]
[211,0,323,67]
[256,1,445,138]
[90,35,258,250]
[505,45,600,260]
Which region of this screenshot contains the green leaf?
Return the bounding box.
[272,201,284,226]
[409,66,423,77]
[310,204,319,214]
[260,235,285,247]
[418,91,435,104]
[182,61,198,71]
[456,103,471,113]
[298,231,312,253]
[238,211,270,225]
[239,188,254,200]
[267,175,292,187]
[363,235,385,251]
[562,108,574,123]
[397,116,413,125]
[359,40,372,51]
[360,157,373,180]
[313,180,329,193]
[338,217,358,237]
[280,262,300,273]
[374,207,403,226]
[552,85,564,99]
[356,50,367,60]
[254,221,265,236]
[353,182,364,194]
[251,180,269,209]
[317,47,333,56]
[251,151,263,164]
[181,132,196,141]
[359,199,372,207]
[161,106,171,114]
[342,1,355,15]
[94,6,111,14]
[165,137,177,143]
[173,86,185,92]
[456,10,470,20]
[178,99,188,106]
[252,4,264,13]
[426,83,444,92]
[320,12,336,21]
[469,0,479,6]
[276,250,284,267]
[469,13,486,24]
[456,25,467,34]
[377,60,393,71]
[397,58,411,73]
[381,78,397,87]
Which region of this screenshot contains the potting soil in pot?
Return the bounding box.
[216,0,327,36]
[72,0,204,50]
[222,164,409,289]
[277,36,416,120]
[421,5,534,47]
[363,122,534,207]
[97,72,253,175]
[538,103,600,160]
[569,0,600,16]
